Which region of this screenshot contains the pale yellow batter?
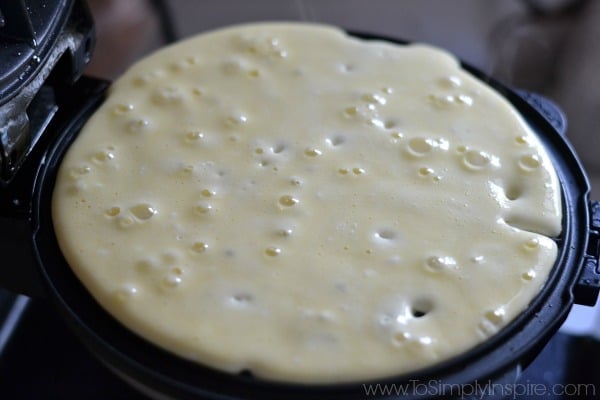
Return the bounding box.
[52,23,561,383]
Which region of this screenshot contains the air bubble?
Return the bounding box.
[522,269,536,281]
[114,286,138,302]
[152,86,183,105]
[290,177,303,186]
[478,308,507,336]
[130,203,157,220]
[418,167,434,177]
[168,62,184,73]
[180,164,194,175]
[201,189,215,197]
[93,150,115,163]
[118,216,135,228]
[272,143,286,153]
[456,94,473,106]
[518,154,541,171]
[279,195,299,207]
[112,103,133,115]
[425,255,457,271]
[392,331,411,345]
[185,56,200,66]
[171,267,183,275]
[407,138,433,156]
[470,255,485,264]
[343,106,358,117]
[265,246,282,256]
[410,298,433,318]
[438,76,462,88]
[429,93,472,107]
[463,150,491,170]
[362,93,386,105]
[221,60,242,74]
[338,168,349,175]
[339,63,355,73]
[505,185,522,200]
[105,206,121,217]
[127,119,149,133]
[232,293,254,304]
[162,274,182,288]
[326,135,345,146]
[515,136,529,145]
[68,165,91,179]
[522,238,540,251]
[375,229,397,240]
[277,228,293,237]
[428,94,455,107]
[384,120,397,129]
[191,241,208,253]
[418,336,433,346]
[135,258,158,273]
[184,130,204,143]
[172,56,198,70]
[304,148,322,157]
[352,167,366,175]
[242,36,286,58]
[193,202,213,215]
[225,113,248,127]
[381,87,394,94]
[369,118,385,129]
[484,308,505,325]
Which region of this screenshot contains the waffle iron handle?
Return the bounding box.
[574,201,600,306]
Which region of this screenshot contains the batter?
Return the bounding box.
[52,23,561,383]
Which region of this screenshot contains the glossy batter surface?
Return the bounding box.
[52,23,561,383]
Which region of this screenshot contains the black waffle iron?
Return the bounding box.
[1,1,599,399]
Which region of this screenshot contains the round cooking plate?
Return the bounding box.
[31,32,592,400]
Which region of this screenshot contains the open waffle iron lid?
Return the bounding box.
[0,1,599,399]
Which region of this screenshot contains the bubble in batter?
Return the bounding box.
[518,154,541,171]
[462,150,492,170]
[126,118,150,133]
[265,246,282,257]
[193,202,213,215]
[191,241,209,253]
[279,195,299,207]
[425,255,457,271]
[105,206,121,217]
[406,137,434,156]
[130,203,157,220]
